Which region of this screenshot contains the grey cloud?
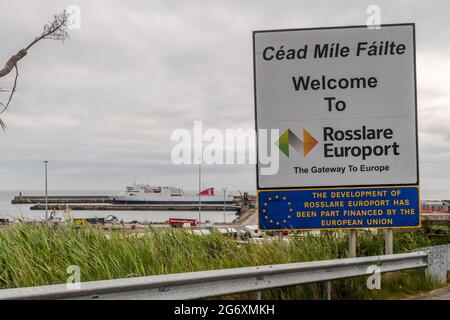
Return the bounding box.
[0,0,449,197]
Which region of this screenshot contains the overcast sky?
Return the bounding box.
[0,0,449,198]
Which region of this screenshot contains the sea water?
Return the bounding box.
[0,190,238,223]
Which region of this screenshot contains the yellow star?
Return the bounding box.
[268,197,272,201]
[262,209,266,213]
[288,215,291,219]
[265,215,268,219]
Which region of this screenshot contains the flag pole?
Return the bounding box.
[198,161,202,226]
[222,187,227,223]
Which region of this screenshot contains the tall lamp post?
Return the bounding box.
[43,160,49,224]
[222,187,227,223]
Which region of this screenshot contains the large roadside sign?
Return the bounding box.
[254,24,419,230]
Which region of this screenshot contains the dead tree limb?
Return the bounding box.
[0,11,70,130]
[0,49,26,79]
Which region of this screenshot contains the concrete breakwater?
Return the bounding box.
[30,204,241,212]
[12,195,112,204]
[14,195,243,212]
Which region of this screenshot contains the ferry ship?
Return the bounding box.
[113,183,235,205]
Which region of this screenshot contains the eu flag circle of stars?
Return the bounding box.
[259,192,295,230]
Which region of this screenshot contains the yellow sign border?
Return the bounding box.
[256,185,421,232]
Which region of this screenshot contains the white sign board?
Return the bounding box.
[254,24,418,189]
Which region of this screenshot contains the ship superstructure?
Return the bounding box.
[113,183,234,204]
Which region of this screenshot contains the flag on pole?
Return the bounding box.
[198,188,214,196]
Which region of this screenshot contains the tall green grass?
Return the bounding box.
[0,224,443,299]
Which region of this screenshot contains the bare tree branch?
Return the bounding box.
[0,49,26,79]
[0,11,70,130]
[25,11,70,51]
[0,65,18,132]
[0,11,69,79]
[0,118,6,131]
[0,64,19,115]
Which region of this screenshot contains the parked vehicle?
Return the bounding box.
[167,218,198,228]
[217,227,238,239]
[421,200,450,214]
[241,225,264,239]
[191,229,211,236]
[74,217,105,225]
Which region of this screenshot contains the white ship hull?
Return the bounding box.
[113,183,234,205]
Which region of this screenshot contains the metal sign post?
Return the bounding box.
[383,228,395,279]
[385,228,394,255]
[349,229,357,258]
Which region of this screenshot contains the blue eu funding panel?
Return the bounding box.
[258,186,420,230]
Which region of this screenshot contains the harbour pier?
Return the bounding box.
[12,195,112,204]
[29,203,241,212]
[12,193,251,213]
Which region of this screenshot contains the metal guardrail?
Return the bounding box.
[0,244,447,300]
[0,251,436,300]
